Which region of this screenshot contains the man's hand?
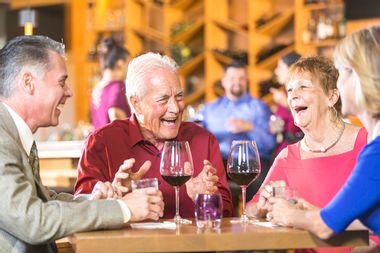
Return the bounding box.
[122,188,164,222]
[91,181,119,200]
[226,118,253,134]
[112,158,151,195]
[185,160,219,201]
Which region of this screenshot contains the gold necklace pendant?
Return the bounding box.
[304,121,346,153]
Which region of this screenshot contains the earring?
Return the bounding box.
[329,106,338,120]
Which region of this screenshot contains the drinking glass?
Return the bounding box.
[194,193,223,230]
[131,178,159,192]
[273,186,298,205]
[227,140,261,223]
[160,141,194,224]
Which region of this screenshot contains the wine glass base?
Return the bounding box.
[173,216,192,224]
[230,215,256,224]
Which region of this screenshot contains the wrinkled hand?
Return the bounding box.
[122,188,164,222]
[91,181,119,200]
[255,180,286,217]
[185,160,219,201]
[266,196,296,227]
[112,158,151,195]
[294,198,318,211]
[270,88,288,107]
[226,118,253,134]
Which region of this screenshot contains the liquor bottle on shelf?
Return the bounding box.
[316,13,328,40]
[171,21,193,37]
[212,49,248,65]
[338,17,346,38]
[256,44,288,64]
[304,0,318,4]
[255,13,280,29]
[324,15,334,39]
[171,43,193,65]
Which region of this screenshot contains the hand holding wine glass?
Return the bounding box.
[227,140,261,223]
[160,141,194,224]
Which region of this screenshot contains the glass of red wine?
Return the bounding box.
[227,140,261,223]
[160,141,194,224]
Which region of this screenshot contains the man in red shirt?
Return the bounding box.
[75,52,233,218]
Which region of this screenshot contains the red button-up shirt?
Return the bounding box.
[75,116,233,218]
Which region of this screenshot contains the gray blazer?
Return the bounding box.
[0,103,124,253]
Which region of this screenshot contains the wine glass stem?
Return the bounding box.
[174,186,180,221]
[241,186,248,221]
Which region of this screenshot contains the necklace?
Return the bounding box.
[303,121,346,153]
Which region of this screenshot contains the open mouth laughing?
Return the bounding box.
[293,105,308,114]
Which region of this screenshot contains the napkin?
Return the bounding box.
[250,221,279,228]
[130,221,176,230]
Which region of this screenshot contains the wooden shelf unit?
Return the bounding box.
[249,0,295,97]
[66,0,296,121]
[294,0,345,56]
[11,0,380,127]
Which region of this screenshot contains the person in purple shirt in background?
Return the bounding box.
[269,51,303,155]
[91,37,131,129]
[201,61,276,213]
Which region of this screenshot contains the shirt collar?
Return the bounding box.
[2,102,34,155]
[129,114,146,147]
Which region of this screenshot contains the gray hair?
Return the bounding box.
[125,52,178,113]
[0,35,65,98]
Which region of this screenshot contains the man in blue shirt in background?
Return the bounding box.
[201,61,276,213]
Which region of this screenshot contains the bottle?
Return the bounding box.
[338,17,346,38]
[325,16,334,39]
[317,13,327,40]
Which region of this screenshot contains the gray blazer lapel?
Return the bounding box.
[0,103,51,201]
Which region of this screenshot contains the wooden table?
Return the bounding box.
[68,218,368,253]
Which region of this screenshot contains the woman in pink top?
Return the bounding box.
[247,56,368,253]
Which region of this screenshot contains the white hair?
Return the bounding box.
[125,52,178,113]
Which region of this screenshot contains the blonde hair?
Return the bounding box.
[334,25,380,118]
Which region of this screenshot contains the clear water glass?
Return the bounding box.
[195,194,223,230]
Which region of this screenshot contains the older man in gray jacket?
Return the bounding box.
[0,35,164,253]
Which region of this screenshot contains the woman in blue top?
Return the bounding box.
[266,25,380,246]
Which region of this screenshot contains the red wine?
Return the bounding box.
[228,172,259,186]
[162,175,191,186]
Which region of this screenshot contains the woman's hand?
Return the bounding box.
[266,196,297,227]
[255,180,286,217]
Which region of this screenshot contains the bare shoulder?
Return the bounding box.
[344,123,363,137]
[340,123,366,151]
[275,147,289,159]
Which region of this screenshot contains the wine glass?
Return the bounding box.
[227,140,261,223]
[160,141,194,224]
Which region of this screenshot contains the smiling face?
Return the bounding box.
[286,70,333,129]
[222,67,248,100]
[132,67,185,144]
[32,51,72,129]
